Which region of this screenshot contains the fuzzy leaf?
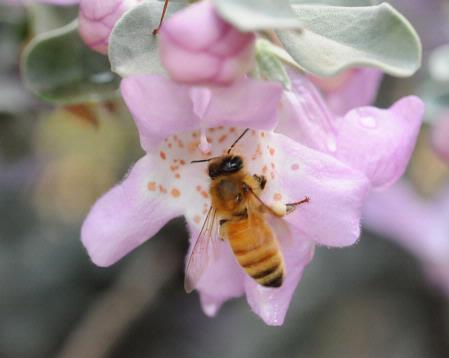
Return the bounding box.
[291,0,375,5]
[212,0,301,31]
[109,0,184,77]
[277,3,421,77]
[21,21,119,105]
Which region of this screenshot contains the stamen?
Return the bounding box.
[152,0,170,35]
[199,128,211,154]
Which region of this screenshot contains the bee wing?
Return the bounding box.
[246,191,293,247]
[266,213,293,247]
[184,206,220,293]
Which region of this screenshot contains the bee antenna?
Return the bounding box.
[227,128,250,154]
[191,157,219,164]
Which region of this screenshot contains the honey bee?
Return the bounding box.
[185,129,309,293]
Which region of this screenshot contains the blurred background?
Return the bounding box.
[1,1,449,357]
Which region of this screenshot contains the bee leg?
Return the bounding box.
[285,196,310,214]
[219,219,228,241]
[252,174,267,190]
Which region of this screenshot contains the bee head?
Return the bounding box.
[208,155,243,179]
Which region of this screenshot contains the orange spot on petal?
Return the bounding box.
[218,134,227,143]
[201,191,209,199]
[269,147,275,156]
[147,182,157,191]
[171,188,181,198]
[160,151,166,160]
[273,192,282,201]
[194,215,201,224]
[291,163,300,171]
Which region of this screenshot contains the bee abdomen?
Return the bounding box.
[227,221,285,288]
[237,246,284,288]
[251,261,284,288]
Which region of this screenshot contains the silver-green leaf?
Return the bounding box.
[212,0,301,31]
[109,0,184,77]
[21,21,120,105]
[291,0,376,5]
[277,3,421,77]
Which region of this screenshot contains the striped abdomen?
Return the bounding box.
[225,213,285,288]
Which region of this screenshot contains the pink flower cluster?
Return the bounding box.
[78,0,424,325]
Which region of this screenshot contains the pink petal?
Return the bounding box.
[187,224,246,316]
[81,155,183,266]
[310,68,383,116]
[334,96,424,189]
[120,75,283,151]
[268,132,370,247]
[79,0,138,54]
[244,234,315,326]
[280,75,424,189]
[159,0,255,85]
[277,75,337,154]
[160,0,227,51]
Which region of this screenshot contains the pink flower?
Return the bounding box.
[81,75,372,325]
[363,181,449,296]
[431,113,449,163]
[79,0,140,55]
[159,0,255,85]
[308,68,383,116]
[279,73,423,189]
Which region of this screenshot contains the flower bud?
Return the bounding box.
[79,0,139,55]
[159,0,255,85]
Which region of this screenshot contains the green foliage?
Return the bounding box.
[21,21,119,105]
[109,0,184,77]
[277,3,421,77]
[212,0,301,31]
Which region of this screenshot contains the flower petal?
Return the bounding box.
[159,0,255,85]
[244,233,315,326]
[310,68,383,116]
[277,74,338,154]
[79,0,138,54]
[334,96,424,189]
[120,75,283,151]
[268,132,370,247]
[187,223,246,316]
[81,155,183,266]
[280,75,424,189]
